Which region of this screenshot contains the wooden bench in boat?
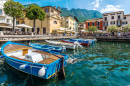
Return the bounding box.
[9,51,63,64]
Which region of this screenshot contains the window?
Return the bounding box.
[45,8,49,12]
[104,17,107,21]
[117,13,121,14]
[54,21,57,24]
[112,16,114,19]
[16,21,19,25]
[27,28,29,32]
[111,21,115,24]
[93,22,95,26]
[88,23,90,26]
[124,17,126,19]
[111,14,115,15]
[98,22,100,25]
[104,15,108,16]
[0,9,2,15]
[21,21,25,24]
[7,19,9,23]
[98,26,100,29]
[122,21,127,24]
[51,9,53,13]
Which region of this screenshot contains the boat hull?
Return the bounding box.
[46,40,76,49]
[29,43,64,53]
[2,41,68,79]
[61,40,89,46]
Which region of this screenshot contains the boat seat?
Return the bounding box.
[9,55,32,62]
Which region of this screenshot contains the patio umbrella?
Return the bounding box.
[16,24,32,28]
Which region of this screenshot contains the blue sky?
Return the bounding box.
[14,0,130,14]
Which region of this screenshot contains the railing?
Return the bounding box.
[0,35,77,41]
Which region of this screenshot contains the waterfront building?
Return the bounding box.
[78,22,86,29]
[0,0,15,32]
[85,18,103,30]
[16,5,61,34]
[61,16,78,31]
[103,11,130,30]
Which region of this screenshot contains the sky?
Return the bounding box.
[14,0,130,14]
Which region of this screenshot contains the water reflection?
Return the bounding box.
[0,41,130,86]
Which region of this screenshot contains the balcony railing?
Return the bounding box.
[103,19,108,21]
[117,18,122,20]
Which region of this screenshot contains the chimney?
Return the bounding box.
[54,6,56,9]
[58,6,60,11]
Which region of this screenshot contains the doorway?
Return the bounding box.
[43,27,46,34]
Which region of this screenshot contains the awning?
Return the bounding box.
[16,24,32,28]
[0,26,21,29]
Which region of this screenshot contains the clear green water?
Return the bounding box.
[0,42,130,86]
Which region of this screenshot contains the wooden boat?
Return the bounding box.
[45,40,79,49]
[62,39,91,46]
[1,41,68,79]
[29,43,66,53]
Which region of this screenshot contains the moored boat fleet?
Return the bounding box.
[0,38,96,79]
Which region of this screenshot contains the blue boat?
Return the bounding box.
[70,38,96,44]
[29,43,66,53]
[62,39,91,46]
[1,41,68,79]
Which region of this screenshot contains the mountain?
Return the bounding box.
[60,8,103,22]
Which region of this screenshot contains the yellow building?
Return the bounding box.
[61,16,75,30]
[16,6,61,34]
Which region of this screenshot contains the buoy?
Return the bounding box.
[117,44,118,45]
[19,64,29,69]
[126,45,128,47]
[113,44,114,45]
[0,55,3,58]
[38,66,46,77]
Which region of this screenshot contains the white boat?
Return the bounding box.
[45,40,82,49]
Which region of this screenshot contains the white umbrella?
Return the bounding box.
[16,24,32,28]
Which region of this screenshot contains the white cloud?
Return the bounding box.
[90,1,95,5]
[100,5,124,13]
[94,0,99,8]
[93,8,96,10]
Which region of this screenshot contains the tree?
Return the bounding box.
[4,1,24,32]
[123,24,130,32]
[25,4,46,33]
[107,26,118,33]
[88,26,97,32]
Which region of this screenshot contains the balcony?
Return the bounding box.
[103,24,108,26]
[117,18,122,20]
[103,19,108,22]
[117,23,122,26]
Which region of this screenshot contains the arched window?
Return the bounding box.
[0,9,2,15]
[54,21,57,24]
[21,21,25,24]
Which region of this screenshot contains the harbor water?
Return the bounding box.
[0,41,130,86]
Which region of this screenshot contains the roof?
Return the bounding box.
[103,11,124,15]
[41,6,62,13]
[85,18,103,22]
[124,14,130,16]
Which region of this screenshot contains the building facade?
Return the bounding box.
[0,0,14,31]
[61,16,78,31]
[103,11,130,30]
[122,14,130,28]
[85,18,103,30]
[16,5,61,34]
[78,22,86,29]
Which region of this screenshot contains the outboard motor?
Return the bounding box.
[61,46,66,53]
[74,41,83,48]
